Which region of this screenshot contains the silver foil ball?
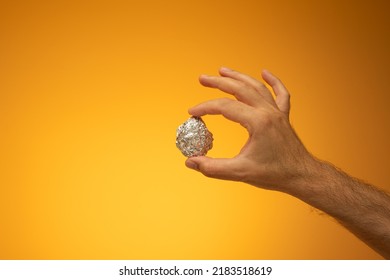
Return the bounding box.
[176,116,213,157]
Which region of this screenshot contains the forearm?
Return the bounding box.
[289,158,390,259]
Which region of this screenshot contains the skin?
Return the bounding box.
[185,67,390,259]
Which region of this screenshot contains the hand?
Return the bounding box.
[186,67,314,193]
[186,67,390,258]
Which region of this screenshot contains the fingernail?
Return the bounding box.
[185,160,198,170]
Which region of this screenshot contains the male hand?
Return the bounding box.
[185,67,314,193]
[185,67,390,258]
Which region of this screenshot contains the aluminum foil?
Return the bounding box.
[176,116,213,157]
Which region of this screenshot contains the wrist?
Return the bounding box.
[282,155,329,200]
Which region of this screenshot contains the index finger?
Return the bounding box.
[188,98,254,130]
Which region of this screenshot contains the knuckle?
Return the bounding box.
[280,87,290,97]
[230,79,252,93]
[232,166,246,182]
[254,81,268,91]
[239,82,254,93]
[200,162,218,178]
[218,97,234,107]
[219,97,233,104]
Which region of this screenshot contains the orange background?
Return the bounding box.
[1,0,389,259]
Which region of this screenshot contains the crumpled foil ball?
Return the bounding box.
[176,116,213,157]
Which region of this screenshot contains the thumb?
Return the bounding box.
[185,156,242,181]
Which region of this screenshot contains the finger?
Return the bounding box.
[199,74,264,107]
[188,98,254,130]
[185,156,244,181]
[261,69,290,116]
[219,67,276,105]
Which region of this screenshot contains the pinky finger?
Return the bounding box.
[261,69,290,116]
